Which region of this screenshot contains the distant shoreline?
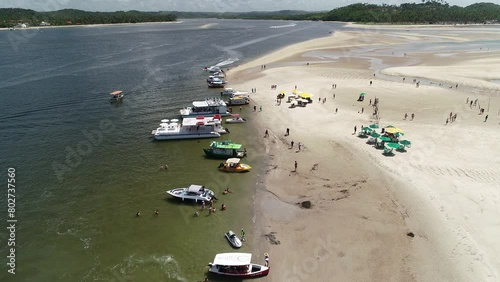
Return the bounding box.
[0,20,182,31]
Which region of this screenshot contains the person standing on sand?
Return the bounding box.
[466,97,469,104]
[354,126,357,134]
[286,128,289,136]
[370,80,372,86]
[369,99,372,106]
[411,113,415,121]
[294,161,298,172]
[298,142,302,151]
[446,118,449,125]
[485,115,489,122]
[404,113,408,120]
[361,107,364,114]
[259,105,262,112]
[290,140,294,148]
[335,108,338,114]
[253,105,256,111]
[264,130,269,138]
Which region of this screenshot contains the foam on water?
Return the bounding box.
[215,58,238,67]
[111,254,188,281]
[270,23,297,28]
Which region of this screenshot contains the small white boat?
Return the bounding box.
[166,184,216,203]
[208,253,269,278]
[225,231,243,248]
[220,88,249,96]
[226,96,250,106]
[225,114,246,123]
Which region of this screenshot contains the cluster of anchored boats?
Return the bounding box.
[161,67,269,279]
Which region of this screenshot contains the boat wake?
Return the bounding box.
[270,23,297,29]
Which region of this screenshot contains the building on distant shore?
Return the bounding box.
[40,21,50,26]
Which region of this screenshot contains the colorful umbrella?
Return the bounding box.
[370,132,381,138]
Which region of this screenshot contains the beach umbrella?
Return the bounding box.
[362,127,372,132]
[394,132,405,137]
[369,124,379,129]
[386,142,401,149]
[370,132,380,138]
[385,127,404,134]
[359,93,366,96]
[399,140,411,149]
[379,136,391,142]
[385,125,395,128]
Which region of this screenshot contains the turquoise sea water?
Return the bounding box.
[0,19,338,281]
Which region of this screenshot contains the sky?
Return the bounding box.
[1,0,496,12]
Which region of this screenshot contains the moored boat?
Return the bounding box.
[226,96,250,106]
[218,158,251,173]
[166,184,216,203]
[151,116,227,140]
[208,253,269,278]
[225,231,243,248]
[180,98,230,117]
[204,140,246,159]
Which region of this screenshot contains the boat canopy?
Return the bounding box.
[187,184,203,193]
[213,253,252,266]
[193,101,210,107]
[110,90,123,95]
[226,158,241,164]
[210,141,242,149]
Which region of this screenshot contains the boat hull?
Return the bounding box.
[218,164,251,173]
[204,149,246,159]
[209,264,269,278]
[154,132,220,140]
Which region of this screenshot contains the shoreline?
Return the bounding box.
[229,25,500,281]
[0,20,181,31]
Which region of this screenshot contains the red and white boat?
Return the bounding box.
[208,253,269,278]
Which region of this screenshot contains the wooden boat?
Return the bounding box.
[109,90,124,103]
[225,231,243,248]
[208,253,269,278]
[218,158,251,173]
[204,140,246,159]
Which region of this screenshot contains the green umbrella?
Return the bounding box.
[399,140,411,147]
[385,125,395,128]
[370,132,380,138]
[360,93,366,96]
[369,124,379,129]
[386,142,401,149]
[380,136,391,142]
[394,132,405,137]
[362,127,372,132]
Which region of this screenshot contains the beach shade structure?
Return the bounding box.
[394,132,405,138]
[370,132,381,138]
[369,124,379,129]
[399,140,412,151]
[379,136,391,142]
[385,127,404,134]
[362,127,373,133]
[298,92,313,103]
[385,125,395,128]
[386,142,401,149]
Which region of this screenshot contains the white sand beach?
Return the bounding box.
[228,26,500,281]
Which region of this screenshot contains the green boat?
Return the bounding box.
[203,140,247,159]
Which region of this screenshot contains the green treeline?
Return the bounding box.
[0,8,177,28]
[318,2,500,24]
[1,2,499,28]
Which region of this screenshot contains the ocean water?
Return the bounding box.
[0,19,339,281]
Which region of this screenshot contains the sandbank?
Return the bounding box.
[228,25,500,281]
